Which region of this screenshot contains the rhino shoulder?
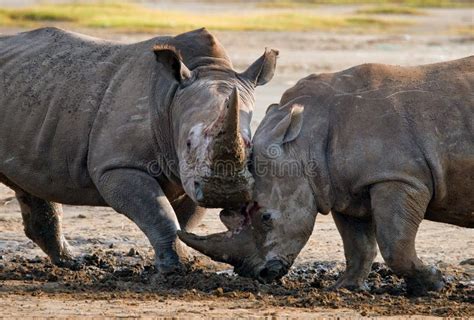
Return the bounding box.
[14,26,119,48]
[279,72,334,105]
[20,26,64,37]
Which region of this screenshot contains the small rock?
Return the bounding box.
[127,248,137,256]
[28,256,42,263]
[109,243,114,249]
[76,214,87,219]
[215,287,224,296]
[286,296,297,304]
[337,288,351,295]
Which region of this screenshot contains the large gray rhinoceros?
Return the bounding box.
[179,56,474,295]
[0,27,278,273]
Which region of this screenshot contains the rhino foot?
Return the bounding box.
[155,241,190,275]
[156,261,186,275]
[54,257,84,271]
[405,266,444,296]
[331,276,369,292]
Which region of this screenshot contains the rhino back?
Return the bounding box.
[286,57,473,225]
[0,28,156,204]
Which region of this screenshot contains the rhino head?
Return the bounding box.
[153,28,278,208]
[179,101,323,282]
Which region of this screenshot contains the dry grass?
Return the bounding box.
[258,0,472,7]
[450,25,474,35]
[0,2,411,33]
[357,6,426,15]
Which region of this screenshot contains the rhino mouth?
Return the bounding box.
[219,206,248,231]
[177,203,256,265]
[196,172,254,208]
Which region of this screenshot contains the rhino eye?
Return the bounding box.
[262,212,272,222]
[186,139,191,149]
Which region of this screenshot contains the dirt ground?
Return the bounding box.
[1,3,473,318]
[1,182,473,318]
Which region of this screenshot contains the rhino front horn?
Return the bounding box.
[177,228,254,265]
[212,87,246,172]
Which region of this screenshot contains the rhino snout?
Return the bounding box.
[257,259,289,283]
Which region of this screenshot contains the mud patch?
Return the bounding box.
[0,251,472,317]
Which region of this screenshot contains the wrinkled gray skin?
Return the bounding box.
[179,56,474,295]
[0,27,278,273]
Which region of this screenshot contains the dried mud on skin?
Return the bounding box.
[0,251,472,317]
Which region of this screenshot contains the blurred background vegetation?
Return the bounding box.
[0,0,472,33]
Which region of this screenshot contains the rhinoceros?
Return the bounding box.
[179,56,474,294]
[0,27,278,273]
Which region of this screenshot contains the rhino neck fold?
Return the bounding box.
[305,138,335,215]
[149,73,182,184]
[184,57,233,70]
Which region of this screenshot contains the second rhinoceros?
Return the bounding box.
[179,56,474,294]
[0,27,278,273]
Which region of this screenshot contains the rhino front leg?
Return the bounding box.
[16,190,74,266]
[332,211,377,290]
[97,169,188,274]
[172,195,207,232]
[371,182,444,295]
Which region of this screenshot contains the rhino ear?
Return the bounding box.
[240,48,278,86]
[153,46,191,83]
[265,103,279,114]
[267,104,304,145]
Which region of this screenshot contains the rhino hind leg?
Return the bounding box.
[332,211,377,291]
[370,182,444,296]
[172,195,207,231]
[15,190,74,267]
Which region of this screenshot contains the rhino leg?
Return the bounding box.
[371,182,444,295]
[97,169,188,274]
[15,190,74,266]
[332,211,377,291]
[172,195,207,231]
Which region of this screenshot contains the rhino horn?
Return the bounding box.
[177,228,253,265]
[211,87,246,172]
